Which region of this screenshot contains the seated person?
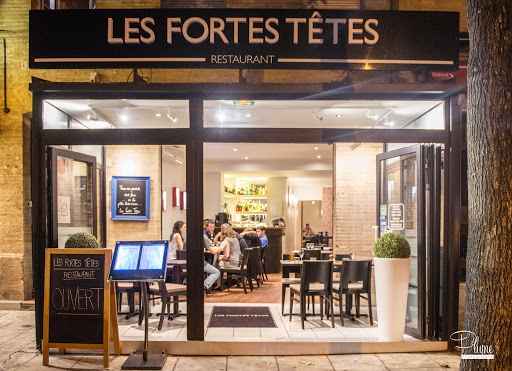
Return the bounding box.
[241,228,262,248]
[207,223,241,268]
[235,231,249,255]
[302,223,315,239]
[256,226,268,249]
[168,221,186,260]
[202,234,220,290]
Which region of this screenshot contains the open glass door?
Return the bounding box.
[48,147,97,248]
[377,145,439,339]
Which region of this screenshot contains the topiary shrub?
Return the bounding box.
[65,232,100,249]
[374,232,411,258]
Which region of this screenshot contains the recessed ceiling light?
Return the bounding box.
[244,157,248,160]
[317,155,321,159]
[245,113,251,118]
[336,114,342,118]
[155,113,161,117]
[314,147,319,150]
[233,148,238,152]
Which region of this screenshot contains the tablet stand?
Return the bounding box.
[121,282,166,370]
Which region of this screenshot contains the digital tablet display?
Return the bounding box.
[113,244,140,270]
[109,240,168,281]
[139,243,166,270]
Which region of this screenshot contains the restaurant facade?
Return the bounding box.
[0,0,468,354]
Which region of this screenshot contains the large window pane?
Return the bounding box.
[43,99,189,129]
[204,100,444,129]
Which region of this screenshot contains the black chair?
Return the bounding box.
[176,249,187,260]
[281,253,301,315]
[220,250,252,294]
[141,281,187,330]
[335,253,353,261]
[260,245,269,281]
[247,248,261,290]
[333,260,373,326]
[282,253,295,261]
[289,260,335,329]
[303,249,321,260]
[115,282,141,319]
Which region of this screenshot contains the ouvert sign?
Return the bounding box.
[29,9,459,71]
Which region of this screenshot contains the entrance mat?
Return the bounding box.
[208,306,277,328]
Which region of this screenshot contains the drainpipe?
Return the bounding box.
[3,38,10,113]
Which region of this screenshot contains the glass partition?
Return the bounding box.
[204,100,444,129]
[43,100,189,129]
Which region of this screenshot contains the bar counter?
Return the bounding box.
[214,226,285,273]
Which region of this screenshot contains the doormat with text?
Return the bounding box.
[208,306,277,328]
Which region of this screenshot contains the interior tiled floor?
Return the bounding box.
[118,302,419,343]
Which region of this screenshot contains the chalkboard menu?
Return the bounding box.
[111,176,150,221]
[43,248,119,367]
[46,251,106,344]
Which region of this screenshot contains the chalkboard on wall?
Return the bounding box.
[111,176,150,220]
[42,248,119,367]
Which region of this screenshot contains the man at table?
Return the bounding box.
[202,234,220,290]
[303,223,315,238]
[256,226,268,249]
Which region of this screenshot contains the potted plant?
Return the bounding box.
[65,232,100,249]
[373,232,411,341]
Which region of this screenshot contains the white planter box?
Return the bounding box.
[374,257,410,342]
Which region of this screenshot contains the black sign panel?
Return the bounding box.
[48,253,105,344]
[111,176,150,220]
[29,9,459,70]
[388,203,405,230]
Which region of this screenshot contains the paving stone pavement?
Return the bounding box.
[0,310,461,370]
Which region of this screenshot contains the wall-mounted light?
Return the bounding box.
[172,187,180,207]
[312,110,323,122]
[180,191,187,210]
[162,191,167,211]
[167,110,178,123]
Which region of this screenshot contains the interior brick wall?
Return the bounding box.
[333,143,383,258]
[105,145,162,250]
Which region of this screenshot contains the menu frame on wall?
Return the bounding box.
[111,176,151,221]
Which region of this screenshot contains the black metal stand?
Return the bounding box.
[121,283,166,370]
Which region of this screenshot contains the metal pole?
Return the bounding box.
[3,38,10,113]
[142,283,148,362]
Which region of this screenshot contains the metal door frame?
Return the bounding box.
[376,144,427,339]
[47,146,98,248]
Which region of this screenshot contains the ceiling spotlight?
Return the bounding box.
[245,113,251,118]
[317,155,321,159]
[366,109,378,120]
[117,107,128,121]
[336,114,342,118]
[312,110,323,122]
[314,147,319,150]
[233,148,238,152]
[166,111,177,123]
[244,157,248,160]
[384,116,395,127]
[155,113,161,117]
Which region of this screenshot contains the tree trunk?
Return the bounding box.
[463,1,512,370]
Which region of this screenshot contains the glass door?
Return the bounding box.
[48,147,97,248]
[377,145,439,339]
